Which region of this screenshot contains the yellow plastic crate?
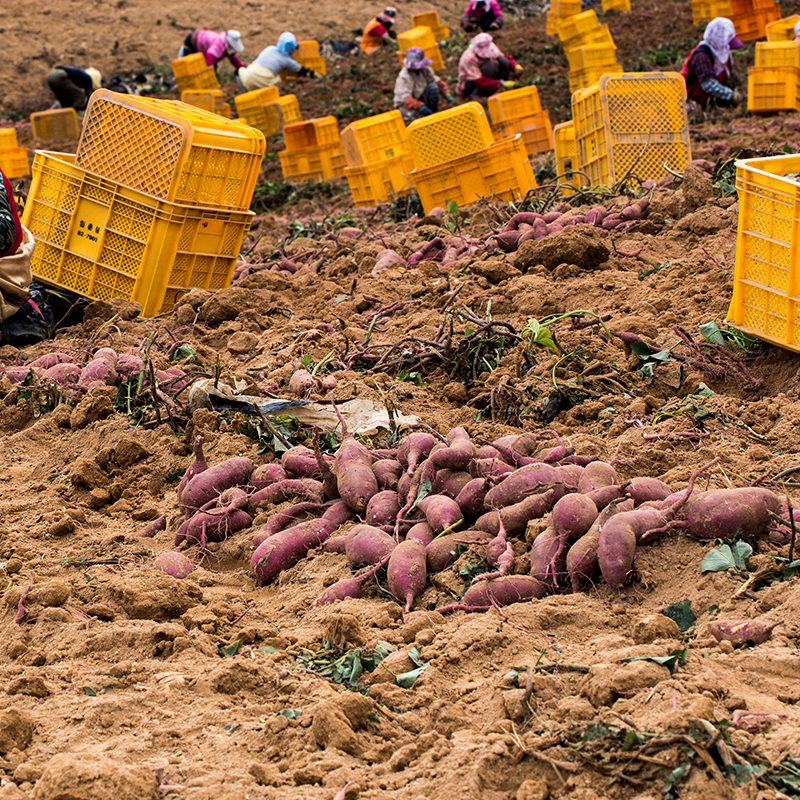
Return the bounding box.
[284,117,340,151]
[755,41,800,68]
[747,66,800,112]
[492,111,554,157]
[341,110,409,167]
[411,12,449,40]
[276,95,302,126]
[279,40,328,79]
[0,129,18,150]
[602,0,631,11]
[171,54,221,94]
[766,15,800,41]
[410,135,536,215]
[692,0,732,25]
[397,26,436,53]
[569,63,624,93]
[0,147,29,179]
[75,91,265,212]
[554,120,585,196]
[345,153,416,207]
[726,154,800,352]
[572,72,690,189]
[487,86,542,123]
[567,43,618,72]
[22,150,253,317]
[222,103,231,119]
[546,11,560,35]
[557,10,600,42]
[279,143,346,182]
[30,108,81,143]
[407,103,494,170]
[561,25,615,55]
[280,55,327,81]
[180,89,225,115]
[234,86,280,124]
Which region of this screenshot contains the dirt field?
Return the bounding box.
[4,1,800,799]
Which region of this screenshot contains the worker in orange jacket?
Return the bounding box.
[361,7,398,55]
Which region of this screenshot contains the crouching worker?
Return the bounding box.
[0,169,51,347]
[461,0,504,32]
[394,47,451,122]
[179,29,245,72]
[46,66,102,110]
[457,33,521,100]
[361,7,398,55]
[681,17,743,110]
[237,32,318,91]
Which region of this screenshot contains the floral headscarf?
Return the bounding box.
[702,17,740,75]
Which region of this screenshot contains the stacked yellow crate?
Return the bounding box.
[557,11,621,92]
[406,103,536,214]
[341,110,416,207]
[411,11,449,41]
[487,87,554,157]
[766,15,800,41]
[748,41,800,112]
[279,40,327,80]
[279,117,346,182]
[397,27,445,71]
[693,0,781,40]
[235,88,302,138]
[180,89,226,116]
[0,129,29,178]
[21,90,265,316]
[171,53,220,93]
[553,120,586,196]
[546,0,582,35]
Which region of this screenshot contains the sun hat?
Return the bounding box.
[226,31,245,52]
[403,46,433,70]
[378,7,397,24]
[471,32,502,59]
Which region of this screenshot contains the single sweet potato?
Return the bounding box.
[456,477,491,518]
[387,539,428,612]
[461,575,546,607]
[432,469,473,500]
[249,463,288,491]
[177,437,209,501]
[417,494,463,533]
[707,618,778,646]
[624,477,673,506]
[426,530,493,573]
[332,435,378,513]
[154,551,194,579]
[679,487,781,541]
[475,488,562,536]
[251,518,336,584]
[483,463,560,509]
[181,456,254,516]
[577,461,618,494]
[429,427,476,471]
[312,557,389,607]
[396,432,436,474]
[597,506,668,587]
[373,459,403,490]
[406,521,435,546]
[247,478,325,514]
[346,524,397,568]
[365,490,401,527]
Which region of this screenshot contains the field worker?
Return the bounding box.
[394,47,451,122]
[361,7,398,55]
[456,33,522,100]
[179,29,245,72]
[45,66,101,110]
[681,17,743,109]
[237,32,318,91]
[461,0,504,33]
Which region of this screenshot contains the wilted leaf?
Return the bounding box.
[663,599,696,633]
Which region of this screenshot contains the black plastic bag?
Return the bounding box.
[0,282,55,347]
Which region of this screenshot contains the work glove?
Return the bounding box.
[388,28,398,39]
[513,63,524,75]
[404,97,424,110]
[298,66,317,79]
[731,89,742,105]
[502,80,517,89]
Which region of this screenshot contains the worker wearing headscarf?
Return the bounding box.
[461,0,504,32]
[456,33,521,100]
[361,7,398,55]
[680,17,743,107]
[394,47,451,122]
[237,32,318,90]
[178,29,246,71]
[45,66,101,110]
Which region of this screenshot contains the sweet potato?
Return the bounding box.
[597,506,669,587]
[247,478,324,514]
[707,619,778,646]
[426,530,493,573]
[456,477,491,518]
[396,432,436,474]
[249,463,288,492]
[585,484,625,510]
[679,487,781,541]
[432,469,473,500]
[529,527,562,587]
[373,459,402,490]
[475,487,561,536]
[406,521,435,546]
[282,446,325,479]
[624,477,673,506]
[483,463,560,509]
[180,456,254,516]
[251,501,328,547]
[476,445,504,460]
[177,437,209,501]
[251,518,337,584]
[552,494,598,542]
[429,427,476,471]
[41,363,82,385]
[331,410,379,512]
[417,494,463,534]
[387,539,428,612]
[115,353,144,380]
[77,349,118,390]
[346,524,397,568]
[469,458,515,479]
[366,490,401,527]
[154,551,194,579]
[577,461,618,494]
[461,575,546,607]
[27,353,72,370]
[135,516,166,539]
[554,464,584,489]
[288,369,319,398]
[312,557,389,607]
[176,487,253,545]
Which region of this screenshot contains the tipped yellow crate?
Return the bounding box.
[30,108,81,143]
[284,117,340,151]
[407,103,494,170]
[487,86,542,123]
[551,0,583,16]
[766,15,800,41]
[0,147,29,179]
[171,53,221,93]
[747,66,800,112]
[557,10,600,42]
[569,63,624,93]
[411,11,449,40]
[397,27,445,71]
[554,120,584,196]
[572,72,690,189]
[755,41,800,68]
[180,89,225,115]
[602,0,631,11]
[692,0,732,25]
[341,110,409,166]
[491,111,554,157]
[561,24,615,55]
[75,91,265,212]
[410,135,536,215]
[22,150,253,317]
[0,129,18,150]
[726,153,800,352]
[566,43,617,72]
[345,153,416,207]
[279,40,328,79]
[279,144,346,182]
[234,86,280,123]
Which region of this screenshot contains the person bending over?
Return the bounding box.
[681,17,743,109]
[394,47,451,122]
[237,32,318,91]
[46,66,101,110]
[456,33,521,100]
[361,7,398,55]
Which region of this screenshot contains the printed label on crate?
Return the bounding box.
[68,202,107,260]
[194,219,225,251]
[385,147,396,158]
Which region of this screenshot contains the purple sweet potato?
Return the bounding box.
[251,518,337,584]
[154,551,194,579]
[707,619,779,645]
[176,487,253,545]
[247,478,324,514]
[115,353,144,380]
[469,458,515,479]
[41,363,82,385]
[331,420,379,512]
[27,353,72,370]
[282,446,325,479]
[251,501,328,548]
[461,575,546,607]
[1,366,30,382]
[346,524,397,568]
[624,477,673,506]
[373,459,402,490]
[529,527,563,587]
[177,437,209,501]
[366,490,401,527]
[552,494,598,542]
[426,530,493,573]
[432,469,473,500]
[597,506,669,587]
[456,477,491,518]
[483,463,560,508]
[387,538,428,612]
[181,456,254,516]
[312,557,389,607]
[77,348,118,390]
[322,499,356,527]
[429,427,476,471]
[417,494,463,533]
[136,516,166,538]
[249,463,288,491]
[585,484,625,510]
[554,464,584,489]
[397,432,436,474]
[406,521,435,545]
[679,487,781,541]
[577,461,618,494]
[476,488,561,536]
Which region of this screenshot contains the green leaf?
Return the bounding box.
[218,639,242,658]
[663,599,696,633]
[622,648,687,669]
[732,541,752,570]
[446,200,459,215]
[708,604,720,616]
[700,544,736,573]
[169,345,201,364]
[395,663,428,688]
[622,728,643,751]
[223,722,242,733]
[411,476,433,511]
[83,687,97,696]
[699,320,726,347]
[663,759,693,798]
[278,708,303,720]
[258,645,278,654]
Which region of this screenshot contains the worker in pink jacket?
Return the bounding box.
[461,0,503,32]
[178,29,246,71]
